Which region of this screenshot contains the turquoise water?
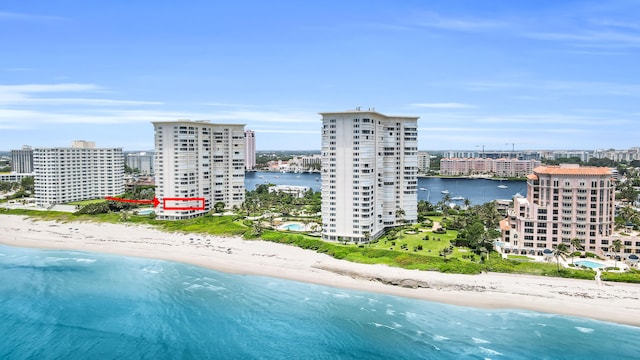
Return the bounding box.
[1,245,638,359]
[575,260,606,269]
[137,209,155,216]
[280,223,303,231]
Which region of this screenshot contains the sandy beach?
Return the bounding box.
[1,214,639,327]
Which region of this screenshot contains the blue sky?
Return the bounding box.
[1,0,639,151]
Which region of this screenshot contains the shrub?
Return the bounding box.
[601,271,640,283]
[75,202,110,215]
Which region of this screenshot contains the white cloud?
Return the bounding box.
[413,12,509,31]
[0,83,101,93]
[208,110,317,124]
[204,102,258,108]
[0,11,65,21]
[410,102,476,109]
[12,98,164,106]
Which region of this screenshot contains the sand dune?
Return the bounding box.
[1,214,639,327]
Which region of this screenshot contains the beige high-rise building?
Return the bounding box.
[501,164,615,255]
[153,120,245,220]
[320,109,418,242]
[34,142,124,207]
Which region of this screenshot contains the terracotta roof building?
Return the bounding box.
[501,164,616,256]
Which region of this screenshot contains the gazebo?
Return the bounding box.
[543,248,554,261]
[628,254,639,265]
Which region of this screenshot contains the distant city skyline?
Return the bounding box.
[1,1,639,151]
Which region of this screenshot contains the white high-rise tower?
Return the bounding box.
[320,109,418,242]
[153,120,245,220]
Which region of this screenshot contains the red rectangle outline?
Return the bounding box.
[162,197,206,210]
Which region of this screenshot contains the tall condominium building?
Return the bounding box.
[11,145,34,173]
[501,164,615,255]
[153,120,245,220]
[417,151,430,174]
[320,109,418,242]
[244,130,256,170]
[34,142,124,207]
[126,152,154,175]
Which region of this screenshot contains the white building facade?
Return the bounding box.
[153,120,245,220]
[244,130,256,170]
[126,152,154,175]
[11,145,33,173]
[417,151,430,174]
[33,142,124,207]
[320,109,418,242]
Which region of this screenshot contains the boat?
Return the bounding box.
[451,196,465,201]
[419,188,427,191]
[497,179,508,189]
[441,190,449,194]
[257,175,264,178]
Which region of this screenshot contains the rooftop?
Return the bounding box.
[533,165,612,176]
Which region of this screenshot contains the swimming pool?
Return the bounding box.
[575,260,606,269]
[279,223,304,231]
[137,209,155,216]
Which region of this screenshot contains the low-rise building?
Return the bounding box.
[440,158,541,177]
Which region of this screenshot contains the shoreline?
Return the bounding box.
[2,214,639,328]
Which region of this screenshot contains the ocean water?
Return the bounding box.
[1,245,637,360]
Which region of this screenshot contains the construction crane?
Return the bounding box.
[506,143,515,159]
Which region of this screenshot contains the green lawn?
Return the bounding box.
[368,221,462,259]
[507,254,535,261]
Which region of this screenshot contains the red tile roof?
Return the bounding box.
[533,165,612,176]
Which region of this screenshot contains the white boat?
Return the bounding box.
[257,175,264,178]
[498,184,508,189]
[441,190,449,194]
[419,188,427,191]
[451,196,465,201]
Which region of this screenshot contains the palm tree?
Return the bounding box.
[570,238,583,265]
[395,208,406,227]
[611,239,624,268]
[618,204,638,223]
[251,220,264,236]
[440,247,453,261]
[463,198,471,209]
[553,243,569,272]
[362,231,371,245]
